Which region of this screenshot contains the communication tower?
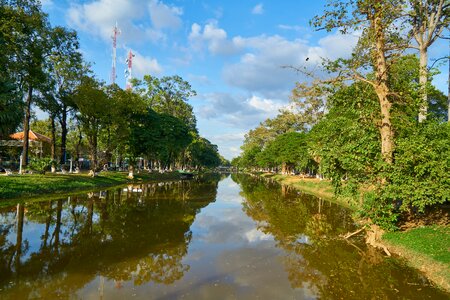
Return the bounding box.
[125,50,135,90]
[111,22,121,84]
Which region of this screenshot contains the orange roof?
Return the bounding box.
[10,130,51,144]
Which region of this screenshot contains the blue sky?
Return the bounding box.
[40,0,449,160]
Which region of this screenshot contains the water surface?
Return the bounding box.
[0,174,447,299]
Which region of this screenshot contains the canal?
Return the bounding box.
[0,174,447,299]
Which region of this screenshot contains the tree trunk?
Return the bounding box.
[21,85,32,172]
[50,115,57,173]
[128,164,134,179]
[76,124,82,168]
[376,86,394,164]
[60,104,68,165]
[89,134,98,171]
[105,127,113,164]
[418,47,428,122]
[373,13,394,164]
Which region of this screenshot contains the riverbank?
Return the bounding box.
[383,226,450,292]
[262,173,450,292]
[0,171,182,201]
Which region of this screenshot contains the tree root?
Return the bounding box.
[343,225,391,256]
[365,224,391,256]
[343,228,365,239]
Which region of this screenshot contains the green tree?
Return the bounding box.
[311,0,407,164]
[101,84,146,168]
[157,113,192,169]
[405,0,450,121]
[135,75,197,132]
[73,77,108,171]
[186,137,221,170]
[0,79,22,139]
[1,0,52,170]
[44,26,83,166]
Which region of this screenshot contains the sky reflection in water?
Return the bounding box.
[0,174,447,299]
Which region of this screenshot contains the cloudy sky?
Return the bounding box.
[40,0,448,160]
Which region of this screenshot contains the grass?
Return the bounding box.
[383,226,450,264]
[0,171,181,201]
[383,225,450,292]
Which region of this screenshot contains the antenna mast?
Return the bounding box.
[111,22,121,84]
[125,50,135,90]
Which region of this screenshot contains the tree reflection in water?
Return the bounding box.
[0,176,219,299]
[233,174,445,300]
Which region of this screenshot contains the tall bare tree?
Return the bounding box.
[311,0,406,164]
[406,0,450,122]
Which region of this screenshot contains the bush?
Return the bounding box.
[28,157,53,174]
[358,191,399,231]
[383,121,450,213]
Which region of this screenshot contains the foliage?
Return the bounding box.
[73,76,108,170]
[382,121,450,212]
[134,75,197,132]
[235,31,448,231]
[186,136,221,169]
[358,191,399,231]
[308,82,383,193]
[27,157,53,174]
[0,79,22,139]
[129,109,193,168]
[256,132,316,173]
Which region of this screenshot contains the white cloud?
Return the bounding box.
[247,95,284,113]
[129,50,163,78]
[197,93,287,127]
[67,0,144,41]
[318,32,360,60]
[212,132,246,143]
[189,22,242,56]
[222,36,311,94]
[148,0,183,30]
[66,0,181,44]
[228,146,241,156]
[223,34,358,96]
[251,3,264,15]
[188,22,358,97]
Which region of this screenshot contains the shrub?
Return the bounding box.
[28,157,53,174]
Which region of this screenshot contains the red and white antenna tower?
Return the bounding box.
[110,22,121,84]
[125,50,135,90]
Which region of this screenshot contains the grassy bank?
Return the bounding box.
[383,226,450,292]
[262,173,450,292]
[0,171,182,200]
